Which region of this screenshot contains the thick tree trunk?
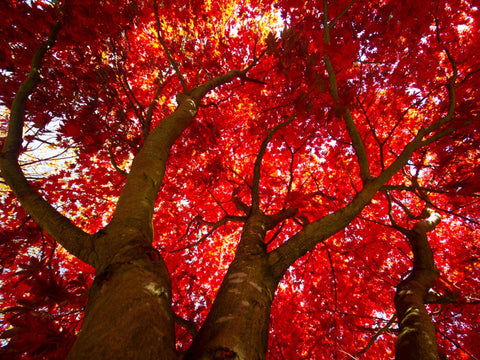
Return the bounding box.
[184,214,278,360]
[394,210,441,360]
[67,242,176,360]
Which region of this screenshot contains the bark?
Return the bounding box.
[65,66,254,359]
[0,21,97,266]
[394,209,441,360]
[67,241,176,360]
[184,212,279,360]
[108,69,251,258]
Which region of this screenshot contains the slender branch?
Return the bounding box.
[251,114,296,209]
[171,215,245,252]
[265,221,285,247]
[455,67,480,89]
[357,96,384,168]
[385,86,442,146]
[341,159,360,193]
[354,314,396,358]
[381,184,450,195]
[118,70,145,125]
[153,0,188,92]
[108,144,129,177]
[207,188,229,215]
[329,0,357,29]
[143,75,168,138]
[422,197,480,225]
[437,328,479,360]
[325,245,338,314]
[385,191,410,235]
[322,1,371,182]
[416,18,458,143]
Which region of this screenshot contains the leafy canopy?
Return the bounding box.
[0,0,479,359]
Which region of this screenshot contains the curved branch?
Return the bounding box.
[111,66,263,247]
[0,22,96,266]
[108,144,129,177]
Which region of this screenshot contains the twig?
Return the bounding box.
[354,314,396,358]
[329,0,357,28]
[153,0,188,92]
[265,221,286,246]
[119,70,145,125]
[325,245,338,314]
[436,328,479,360]
[171,215,245,252]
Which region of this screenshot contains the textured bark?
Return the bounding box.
[67,242,176,360]
[64,66,254,360]
[185,213,278,360]
[394,210,441,360]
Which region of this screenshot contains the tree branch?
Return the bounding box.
[354,314,396,358]
[381,184,449,195]
[0,21,96,266]
[119,69,146,126]
[322,1,371,183]
[111,63,263,247]
[329,0,357,29]
[174,313,198,339]
[108,144,129,177]
[143,76,168,139]
[251,114,296,210]
[153,0,188,92]
[171,215,245,252]
[268,120,437,278]
[437,328,480,360]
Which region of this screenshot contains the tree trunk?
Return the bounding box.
[395,278,438,360]
[184,214,278,360]
[394,209,441,360]
[67,242,176,360]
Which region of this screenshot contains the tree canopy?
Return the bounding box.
[0,0,479,359]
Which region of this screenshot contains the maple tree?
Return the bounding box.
[1,0,479,359]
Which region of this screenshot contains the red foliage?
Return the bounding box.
[1,0,479,359]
